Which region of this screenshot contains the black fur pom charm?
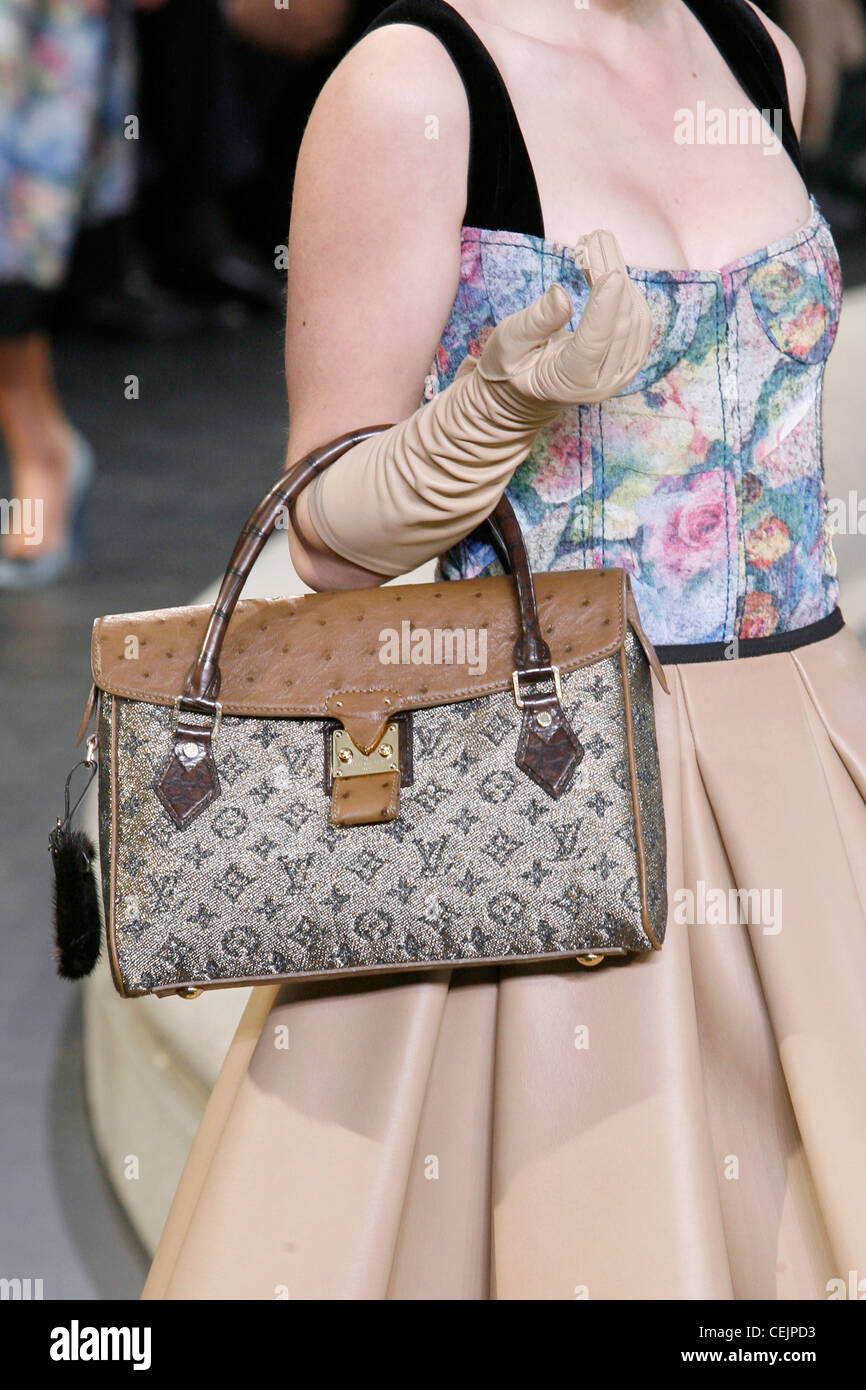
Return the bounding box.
[50,739,101,980]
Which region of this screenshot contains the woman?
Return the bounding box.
[143,0,866,1299]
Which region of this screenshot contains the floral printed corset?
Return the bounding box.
[433,197,842,648]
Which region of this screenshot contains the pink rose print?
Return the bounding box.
[643,472,735,580]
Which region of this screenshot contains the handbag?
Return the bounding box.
[61,426,670,999]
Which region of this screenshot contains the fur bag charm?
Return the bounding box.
[49,734,101,980]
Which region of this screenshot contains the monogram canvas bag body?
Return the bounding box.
[77,428,670,999]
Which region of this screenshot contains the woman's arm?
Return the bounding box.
[287,23,653,586]
[284,24,471,591]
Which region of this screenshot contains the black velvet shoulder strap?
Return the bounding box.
[685,0,804,177]
[360,0,804,237]
[360,0,544,236]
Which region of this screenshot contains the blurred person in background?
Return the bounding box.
[131,0,280,317]
[131,0,386,319]
[224,0,385,257]
[57,0,388,336]
[0,0,384,586]
[768,0,866,229]
[0,0,134,586]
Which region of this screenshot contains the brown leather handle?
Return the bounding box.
[182,426,552,706]
[482,496,552,670]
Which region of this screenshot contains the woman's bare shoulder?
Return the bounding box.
[284,21,473,499]
[311,21,471,160]
[290,21,471,263]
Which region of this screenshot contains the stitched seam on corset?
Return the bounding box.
[815,367,832,596]
[583,405,589,567]
[467,221,824,281]
[744,229,836,361]
[812,232,829,319]
[468,239,726,286]
[635,274,735,284]
[804,233,832,603]
[744,287,790,357]
[463,234,723,282]
[712,280,734,638]
[811,237,838,602]
[731,267,746,635]
[599,403,606,567]
[806,228,831,357]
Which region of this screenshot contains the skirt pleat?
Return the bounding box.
[142,627,866,1301]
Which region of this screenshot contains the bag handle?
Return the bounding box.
[180,426,554,709]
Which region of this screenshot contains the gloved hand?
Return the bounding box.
[303,229,652,577]
[470,228,652,409]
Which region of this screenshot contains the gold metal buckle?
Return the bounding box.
[331,723,400,777]
[170,696,222,741]
[511,665,563,710]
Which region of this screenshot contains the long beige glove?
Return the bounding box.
[304,230,652,577]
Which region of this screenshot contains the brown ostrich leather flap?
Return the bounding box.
[91,569,643,731]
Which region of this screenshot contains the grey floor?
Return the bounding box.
[0,315,289,1298]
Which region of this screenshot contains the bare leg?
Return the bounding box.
[0,334,77,560]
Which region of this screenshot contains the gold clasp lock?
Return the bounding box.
[331,723,400,777]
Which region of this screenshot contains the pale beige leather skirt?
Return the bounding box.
[142,625,866,1300]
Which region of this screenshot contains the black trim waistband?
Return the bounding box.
[655,607,844,665]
